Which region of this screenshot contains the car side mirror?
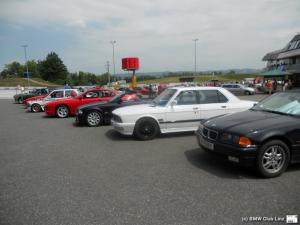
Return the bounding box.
[170,100,177,107]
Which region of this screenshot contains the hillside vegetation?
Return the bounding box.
[140,74,257,84]
[0,78,58,87]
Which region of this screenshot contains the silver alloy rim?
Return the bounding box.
[87,112,101,126]
[262,145,284,173]
[57,106,68,117]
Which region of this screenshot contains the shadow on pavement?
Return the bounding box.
[287,163,300,173]
[105,129,135,141]
[184,148,258,179]
[157,131,195,139]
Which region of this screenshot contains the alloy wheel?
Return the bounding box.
[262,145,285,174]
[57,106,68,118]
[87,112,101,126]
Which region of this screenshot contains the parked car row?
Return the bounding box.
[13,86,300,178]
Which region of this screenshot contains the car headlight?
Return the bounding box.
[113,114,122,123]
[220,132,240,143]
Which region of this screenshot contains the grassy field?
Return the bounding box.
[140,74,257,84]
[0,78,57,87]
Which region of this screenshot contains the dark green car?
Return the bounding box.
[13,88,49,104]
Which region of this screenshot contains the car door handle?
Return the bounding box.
[221,105,227,108]
[193,107,199,110]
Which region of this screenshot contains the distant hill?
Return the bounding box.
[116,68,262,78]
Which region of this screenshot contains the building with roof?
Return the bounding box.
[262,34,300,86]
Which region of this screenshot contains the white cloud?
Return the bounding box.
[0,0,299,73]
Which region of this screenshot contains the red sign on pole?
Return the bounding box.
[122,57,139,71]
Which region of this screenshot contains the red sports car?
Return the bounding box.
[44,87,119,118]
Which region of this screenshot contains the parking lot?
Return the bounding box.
[0,95,299,225]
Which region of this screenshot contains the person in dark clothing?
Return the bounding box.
[273,79,277,92]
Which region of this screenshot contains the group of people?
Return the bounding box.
[148,84,159,98]
[265,79,292,94]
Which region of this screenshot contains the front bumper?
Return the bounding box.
[195,129,258,166]
[111,119,135,135]
[44,107,56,116]
[75,112,85,124]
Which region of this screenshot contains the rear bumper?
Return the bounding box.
[195,130,258,166]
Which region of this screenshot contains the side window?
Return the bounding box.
[65,90,76,97]
[85,91,99,98]
[199,90,219,104]
[175,90,198,105]
[102,91,113,97]
[50,91,64,98]
[217,90,228,103]
[198,90,227,104]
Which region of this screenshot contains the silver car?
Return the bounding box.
[221,84,255,95]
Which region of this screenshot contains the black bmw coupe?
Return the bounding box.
[75,93,147,127]
[196,91,300,178]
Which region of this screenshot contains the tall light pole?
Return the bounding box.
[192,38,199,76]
[21,45,29,87]
[110,40,116,83]
[106,60,110,84]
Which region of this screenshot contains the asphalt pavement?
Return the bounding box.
[0,96,299,225]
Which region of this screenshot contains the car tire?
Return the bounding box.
[18,97,23,104]
[85,111,103,127]
[257,140,290,178]
[56,105,69,118]
[134,118,160,140]
[245,91,250,95]
[31,103,41,112]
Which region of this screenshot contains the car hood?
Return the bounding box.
[78,101,109,110]
[113,103,162,115]
[204,110,297,134]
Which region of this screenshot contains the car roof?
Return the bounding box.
[222,83,241,85]
[168,86,225,91]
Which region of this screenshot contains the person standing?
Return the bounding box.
[266,80,273,95]
[273,79,278,92]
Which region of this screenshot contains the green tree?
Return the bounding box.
[38,52,68,83]
[26,60,40,78]
[2,61,24,77]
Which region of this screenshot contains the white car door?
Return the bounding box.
[164,90,200,132]
[198,90,229,119]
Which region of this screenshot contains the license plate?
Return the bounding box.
[199,136,214,150]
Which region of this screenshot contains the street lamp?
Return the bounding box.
[21,45,29,87]
[192,38,199,76]
[110,40,116,83]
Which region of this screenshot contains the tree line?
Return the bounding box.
[0,52,126,86]
[0,52,178,86]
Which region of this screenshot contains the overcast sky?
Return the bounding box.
[0,0,299,74]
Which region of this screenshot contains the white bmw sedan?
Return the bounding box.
[111,86,256,140]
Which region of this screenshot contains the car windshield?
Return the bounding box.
[152,89,177,106]
[252,92,300,116]
[108,93,123,103]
